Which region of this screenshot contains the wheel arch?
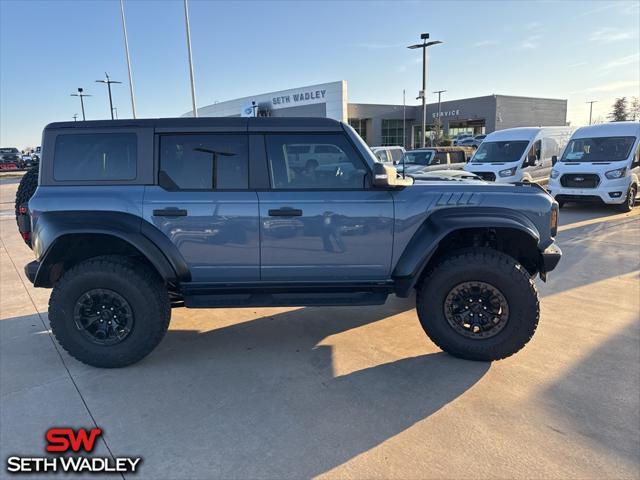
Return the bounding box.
[392,209,541,296]
[32,211,190,288]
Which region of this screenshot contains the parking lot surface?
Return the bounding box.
[1,176,639,479]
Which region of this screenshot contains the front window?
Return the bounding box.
[401,150,434,166]
[561,136,636,162]
[472,141,530,163]
[265,134,367,189]
[0,148,20,154]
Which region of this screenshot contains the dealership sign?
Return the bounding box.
[271,89,327,107]
[432,109,461,119]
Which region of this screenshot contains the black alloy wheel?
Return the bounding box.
[443,281,509,339]
[73,289,134,345]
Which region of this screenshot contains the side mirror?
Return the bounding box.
[372,163,398,187]
[551,155,558,166]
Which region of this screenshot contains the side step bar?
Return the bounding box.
[179,281,394,308]
[183,292,389,308]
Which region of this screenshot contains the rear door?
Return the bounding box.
[257,133,394,281]
[143,132,259,282]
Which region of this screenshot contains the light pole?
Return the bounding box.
[402,89,406,149]
[71,88,91,120]
[119,0,137,118]
[96,73,122,119]
[408,33,443,148]
[73,114,78,122]
[586,100,597,125]
[113,107,118,119]
[433,89,446,145]
[184,0,198,117]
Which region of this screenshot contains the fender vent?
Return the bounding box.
[435,192,480,206]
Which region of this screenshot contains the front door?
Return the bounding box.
[258,133,394,281]
[143,133,259,282]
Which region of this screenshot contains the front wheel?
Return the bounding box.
[416,249,539,361]
[617,184,636,213]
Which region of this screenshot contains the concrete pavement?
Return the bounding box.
[1,177,638,479]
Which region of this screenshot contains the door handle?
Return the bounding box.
[153,208,188,217]
[268,207,303,217]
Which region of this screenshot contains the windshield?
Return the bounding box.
[561,136,636,162]
[472,141,529,163]
[0,148,19,154]
[401,151,434,165]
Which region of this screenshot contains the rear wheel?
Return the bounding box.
[49,256,170,368]
[416,249,539,361]
[618,184,636,213]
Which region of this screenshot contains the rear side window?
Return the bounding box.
[54,133,137,181]
[159,134,248,190]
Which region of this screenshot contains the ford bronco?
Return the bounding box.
[19,117,561,368]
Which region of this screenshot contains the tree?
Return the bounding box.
[629,97,640,121]
[609,97,628,122]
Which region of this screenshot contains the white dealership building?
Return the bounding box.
[186,80,567,148]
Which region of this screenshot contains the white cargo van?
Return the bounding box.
[548,122,640,212]
[464,127,574,184]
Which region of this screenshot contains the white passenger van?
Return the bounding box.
[548,122,640,212]
[464,127,574,184]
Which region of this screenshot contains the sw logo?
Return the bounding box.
[46,427,102,452]
[5,427,142,474]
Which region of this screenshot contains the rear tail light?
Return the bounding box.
[550,208,558,237]
[21,232,30,242]
[18,206,27,215]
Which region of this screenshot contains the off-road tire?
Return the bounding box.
[49,256,171,368]
[416,249,539,361]
[618,184,636,213]
[14,166,39,248]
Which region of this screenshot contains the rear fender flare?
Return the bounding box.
[32,211,190,287]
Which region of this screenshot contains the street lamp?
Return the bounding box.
[408,33,443,148]
[433,89,446,145]
[96,72,122,119]
[71,88,91,121]
[586,100,597,125]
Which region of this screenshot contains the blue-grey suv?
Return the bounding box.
[19,117,561,367]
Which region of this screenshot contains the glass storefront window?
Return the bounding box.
[348,118,368,143]
[381,119,405,146]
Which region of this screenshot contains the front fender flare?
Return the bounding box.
[392,207,540,296]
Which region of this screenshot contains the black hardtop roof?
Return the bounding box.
[45,116,344,132]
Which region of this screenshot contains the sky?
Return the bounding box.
[1,0,639,148]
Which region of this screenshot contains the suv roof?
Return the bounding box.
[45,116,344,132]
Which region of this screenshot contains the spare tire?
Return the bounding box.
[15,166,39,248]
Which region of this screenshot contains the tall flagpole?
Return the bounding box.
[184,0,198,117]
[120,0,137,118]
